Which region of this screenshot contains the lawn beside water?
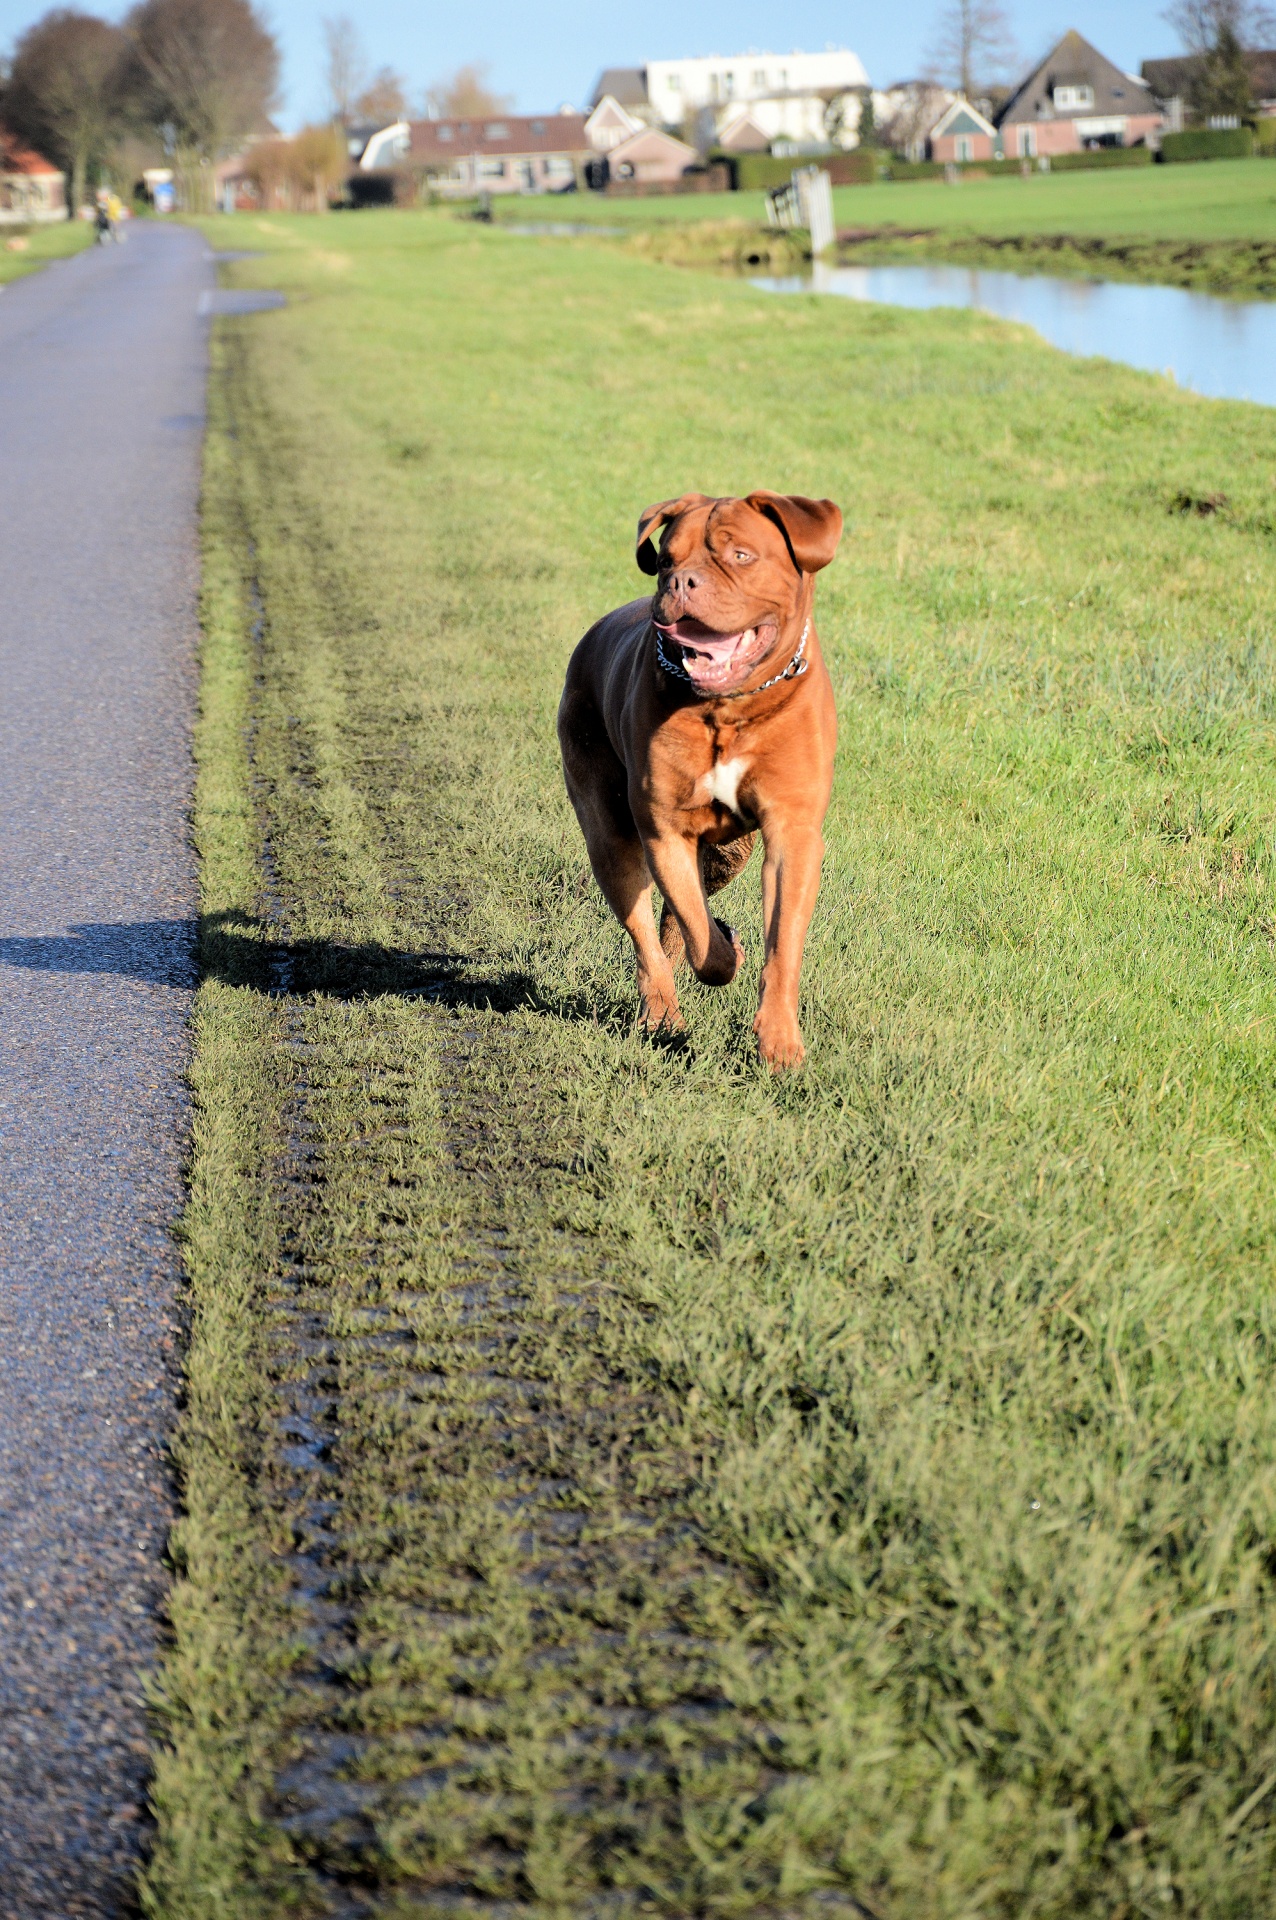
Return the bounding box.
[151,208,1276,1918]
[499,156,1276,241]
[501,159,1276,296]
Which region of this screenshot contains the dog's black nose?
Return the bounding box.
[666,568,701,594]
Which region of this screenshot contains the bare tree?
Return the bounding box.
[425,62,511,119]
[3,9,128,214]
[1163,0,1276,54]
[243,123,347,209]
[355,67,408,122]
[323,14,365,123]
[926,0,1017,100]
[125,0,279,200]
[289,122,347,206]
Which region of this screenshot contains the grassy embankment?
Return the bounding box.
[150,208,1276,1919]
[509,160,1276,296]
[0,217,94,286]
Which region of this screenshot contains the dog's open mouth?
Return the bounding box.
[655,617,776,690]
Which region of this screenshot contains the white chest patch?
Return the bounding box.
[703,757,748,816]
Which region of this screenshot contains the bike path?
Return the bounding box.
[0,223,211,1915]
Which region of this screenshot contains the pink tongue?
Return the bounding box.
[666,623,745,663]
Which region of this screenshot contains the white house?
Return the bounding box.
[584,96,645,152]
[592,49,871,154]
[360,121,410,170]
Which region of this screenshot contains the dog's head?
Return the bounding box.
[635,491,842,695]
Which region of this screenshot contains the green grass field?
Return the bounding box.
[151,208,1276,1919]
[837,157,1276,240]
[497,157,1276,240]
[0,217,93,285]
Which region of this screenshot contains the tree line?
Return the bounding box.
[0,0,277,211]
[0,0,513,217]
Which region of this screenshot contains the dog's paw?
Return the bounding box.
[754,1006,805,1070]
[694,917,745,987]
[719,919,747,977]
[638,994,686,1036]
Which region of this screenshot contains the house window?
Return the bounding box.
[478,158,506,177]
[485,122,509,139]
[955,134,973,162]
[752,68,767,87]
[724,71,735,95]
[1053,84,1094,110]
[531,119,545,134]
[1017,125,1035,157]
[668,73,681,92]
[543,155,573,177]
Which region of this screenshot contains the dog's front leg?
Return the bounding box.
[754,825,824,1068]
[642,831,745,987]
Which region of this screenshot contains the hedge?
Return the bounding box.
[733,149,878,191]
[1047,145,1153,170]
[881,158,945,180]
[1160,126,1254,161]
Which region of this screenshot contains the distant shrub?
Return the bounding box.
[881,157,945,180]
[1255,117,1276,155]
[1048,145,1154,170]
[1160,126,1254,162]
[733,149,877,191]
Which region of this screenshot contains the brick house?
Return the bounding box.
[405,112,591,196]
[600,125,699,185]
[0,129,66,224]
[996,30,1162,157]
[928,97,999,163]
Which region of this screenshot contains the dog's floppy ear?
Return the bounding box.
[635,493,715,576]
[745,492,843,574]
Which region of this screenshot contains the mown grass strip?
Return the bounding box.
[150,209,1276,1918]
[0,217,93,286]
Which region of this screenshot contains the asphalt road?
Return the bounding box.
[0,224,211,1916]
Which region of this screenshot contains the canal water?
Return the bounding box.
[752,261,1276,408]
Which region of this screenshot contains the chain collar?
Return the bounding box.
[653,619,810,700]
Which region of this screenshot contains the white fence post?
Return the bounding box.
[795,166,835,256]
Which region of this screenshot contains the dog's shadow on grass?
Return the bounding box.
[203,909,568,1017]
[0,911,668,1041]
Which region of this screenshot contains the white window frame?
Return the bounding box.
[1053,84,1094,111]
[1018,125,1036,157]
[955,134,973,162]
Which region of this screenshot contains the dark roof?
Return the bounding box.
[997,29,1157,126]
[408,113,591,161]
[1139,54,1196,98]
[1142,47,1276,101]
[591,67,648,108]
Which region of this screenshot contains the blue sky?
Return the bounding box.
[0,0,1186,128]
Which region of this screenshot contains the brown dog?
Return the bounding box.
[558,491,842,1067]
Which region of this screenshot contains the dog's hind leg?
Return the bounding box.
[704,834,755,896]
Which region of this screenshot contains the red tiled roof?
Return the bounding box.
[0,126,62,176]
[408,113,590,161]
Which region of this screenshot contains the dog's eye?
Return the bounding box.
[733,549,755,564]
